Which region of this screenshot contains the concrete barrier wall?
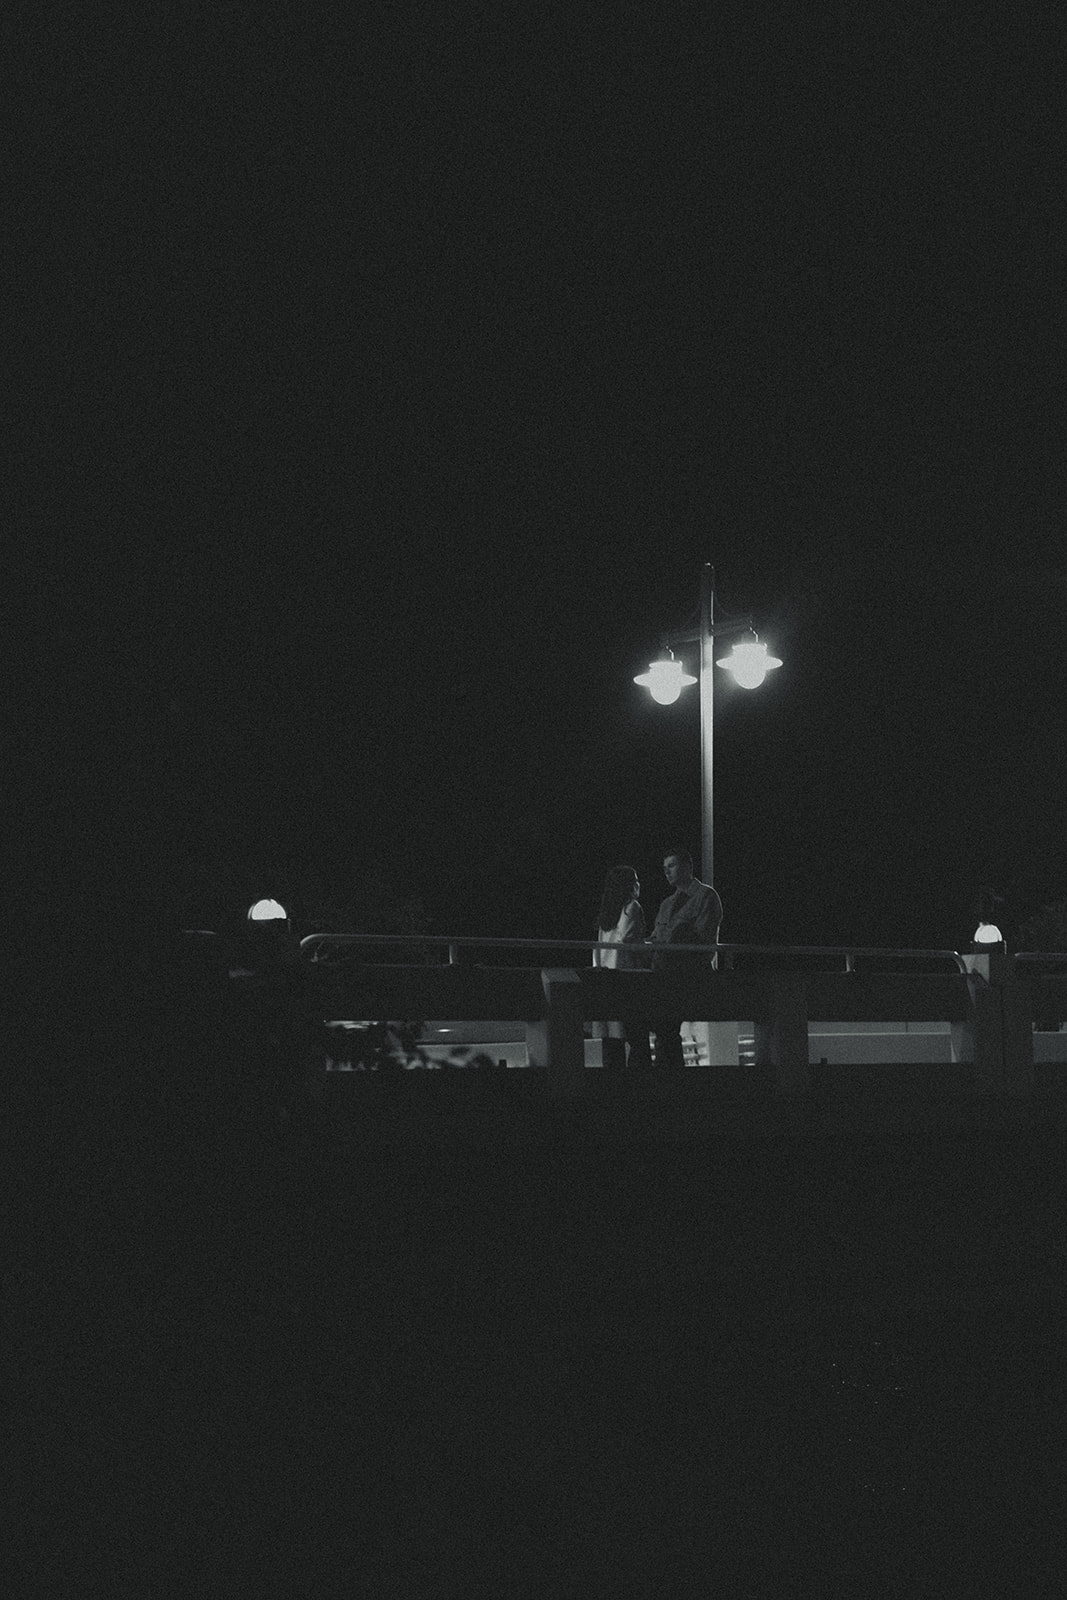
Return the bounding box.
[310,956,1067,1099]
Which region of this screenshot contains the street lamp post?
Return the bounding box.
[699,562,716,888]
[634,562,780,887]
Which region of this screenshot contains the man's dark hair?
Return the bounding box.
[663,846,693,867]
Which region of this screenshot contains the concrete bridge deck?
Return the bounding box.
[264,934,1067,1141]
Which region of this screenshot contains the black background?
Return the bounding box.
[11,13,1067,1593]
[17,2,1067,951]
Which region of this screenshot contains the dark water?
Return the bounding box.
[13,1105,1067,1596]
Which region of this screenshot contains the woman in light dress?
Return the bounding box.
[592,864,651,1067]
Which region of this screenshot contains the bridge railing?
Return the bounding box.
[284,933,1067,1098]
[298,931,966,972]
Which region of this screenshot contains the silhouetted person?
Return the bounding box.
[648,846,722,1068]
[592,864,652,1068]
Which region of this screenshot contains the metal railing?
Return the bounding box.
[298,931,968,973]
[182,926,1067,1102]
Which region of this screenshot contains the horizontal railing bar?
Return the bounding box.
[302,933,667,948]
[299,931,966,969]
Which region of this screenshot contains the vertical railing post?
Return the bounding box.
[753,974,809,1094]
[959,950,1034,1097]
[527,969,586,1097]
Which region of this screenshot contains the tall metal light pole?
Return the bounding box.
[699,562,716,888]
[634,562,781,887]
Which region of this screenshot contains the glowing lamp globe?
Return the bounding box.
[634,658,697,705]
[248,899,288,922]
[717,638,782,689]
[973,922,1004,945]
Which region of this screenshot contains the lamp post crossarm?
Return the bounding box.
[662,615,753,649]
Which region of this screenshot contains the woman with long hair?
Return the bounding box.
[592,864,651,1066]
[594,865,644,966]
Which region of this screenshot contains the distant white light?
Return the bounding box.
[634,657,697,705]
[248,898,288,922]
[973,922,1003,945]
[717,638,782,689]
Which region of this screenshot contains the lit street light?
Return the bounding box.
[717,636,782,690]
[634,563,781,887]
[248,899,288,923]
[972,888,1004,951]
[633,653,696,705]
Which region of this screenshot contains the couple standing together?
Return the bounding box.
[593,847,723,1069]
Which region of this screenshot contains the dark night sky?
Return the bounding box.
[18,3,1067,952]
